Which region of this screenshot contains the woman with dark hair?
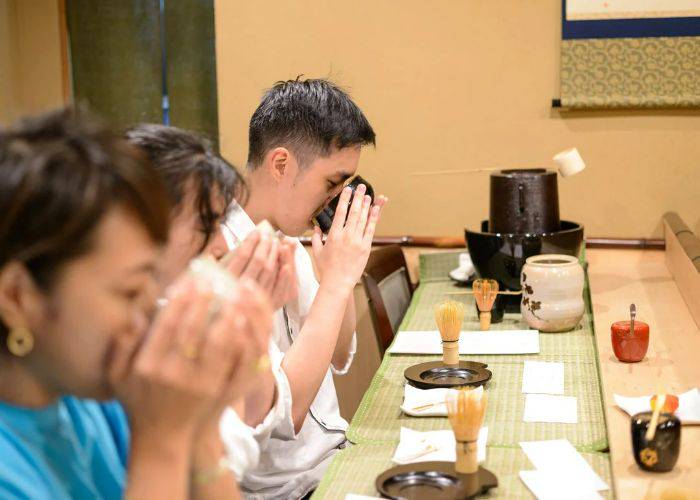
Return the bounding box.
[125,124,299,480]
[125,124,298,309]
[125,124,245,284]
[0,109,272,499]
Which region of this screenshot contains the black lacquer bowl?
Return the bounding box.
[465,220,584,294]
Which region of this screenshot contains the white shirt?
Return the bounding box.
[219,342,294,480]
[222,205,357,500]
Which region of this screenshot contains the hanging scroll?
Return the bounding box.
[560,0,700,109]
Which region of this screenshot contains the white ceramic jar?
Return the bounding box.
[520,254,584,333]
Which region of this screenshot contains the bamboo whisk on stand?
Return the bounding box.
[435,300,465,366]
[446,387,488,474]
[473,279,499,331]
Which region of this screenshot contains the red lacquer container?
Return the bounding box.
[611,320,649,362]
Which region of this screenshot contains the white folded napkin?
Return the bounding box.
[401,384,485,417]
[522,361,565,395]
[519,439,608,499]
[449,252,475,281]
[523,394,578,424]
[519,470,603,500]
[401,385,449,416]
[613,388,700,424]
[344,495,380,500]
[391,426,487,465]
[388,330,540,355]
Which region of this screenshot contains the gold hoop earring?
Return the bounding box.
[7,327,34,357]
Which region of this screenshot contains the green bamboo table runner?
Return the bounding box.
[314,251,612,498]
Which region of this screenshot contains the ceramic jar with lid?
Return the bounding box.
[520,254,584,332]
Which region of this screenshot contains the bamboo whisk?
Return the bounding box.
[446,387,488,474]
[473,279,499,331]
[435,300,465,366]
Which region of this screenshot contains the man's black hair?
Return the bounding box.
[248,78,375,169]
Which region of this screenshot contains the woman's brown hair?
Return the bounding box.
[125,124,247,249]
[0,108,172,335]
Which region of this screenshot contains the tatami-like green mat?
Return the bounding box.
[347,253,607,450]
[312,442,612,499]
[316,250,611,498]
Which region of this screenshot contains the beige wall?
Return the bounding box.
[215,0,700,239]
[0,0,65,126]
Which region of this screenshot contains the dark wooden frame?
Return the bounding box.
[300,235,665,250]
[361,245,415,355]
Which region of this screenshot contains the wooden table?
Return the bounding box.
[587,248,700,499]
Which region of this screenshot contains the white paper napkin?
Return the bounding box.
[391,427,488,465]
[522,361,565,395]
[401,385,485,417]
[523,394,578,424]
[401,385,449,416]
[449,252,475,281]
[613,388,700,424]
[388,330,540,355]
[344,495,380,500]
[519,470,603,499]
[519,439,609,492]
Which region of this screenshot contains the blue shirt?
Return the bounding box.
[0,397,129,499]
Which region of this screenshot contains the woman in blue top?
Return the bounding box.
[0,109,273,499]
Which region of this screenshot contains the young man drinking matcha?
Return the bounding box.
[220,78,386,499]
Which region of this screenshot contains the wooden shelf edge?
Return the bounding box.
[298,235,666,250]
[663,219,700,329]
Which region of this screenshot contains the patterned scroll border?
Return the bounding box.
[560,36,700,109]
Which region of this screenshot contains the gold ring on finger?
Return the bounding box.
[254,354,271,372]
[181,343,199,361]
